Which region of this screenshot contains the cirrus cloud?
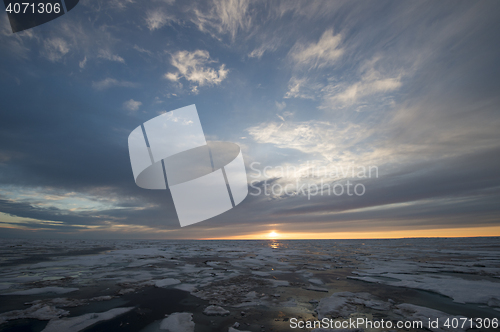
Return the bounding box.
[92,78,138,90]
[42,38,69,62]
[289,29,344,69]
[164,50,228,93]
[123,99,142,112]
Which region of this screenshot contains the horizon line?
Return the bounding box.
[1,235,499,241]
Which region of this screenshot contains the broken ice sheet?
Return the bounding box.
[1,286,79,296]
[349,273,500,305]
[154,278,181,288]
[0,304,69,325]
[0,238,498,331]
[203,305,230,316]
[160,312,195,332]
[316,291,391,319]
[42,307,134,332]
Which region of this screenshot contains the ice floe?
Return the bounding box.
[1,286,78,296]
[349,274,500,305]
[203,305,230,316]
[0,304,68,325]
[174,283,198,292]
[42,307,134,332]
[160,312,195,332]
[309,278,324,285]
[306,285,329,292]
[228,327,251,332]
[0,238,498,331]
[316,292,391,319]
[155,278,181,288]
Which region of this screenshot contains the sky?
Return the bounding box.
[1,0,500,240]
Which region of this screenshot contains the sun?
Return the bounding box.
[268,231,279,239]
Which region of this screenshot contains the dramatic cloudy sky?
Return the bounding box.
[1,0,500,239]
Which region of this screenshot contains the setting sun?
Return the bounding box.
[268,231,279,239]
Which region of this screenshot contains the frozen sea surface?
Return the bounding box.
[0,238,498,331]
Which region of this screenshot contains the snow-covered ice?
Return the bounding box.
[160,312,195,332]
[228,327,251,332]
[1,286,78,296]
[316,291,391,319]
[203,305,230,316]
[42,307,134,332]
[0,237,498,331]
[155,278,181,288]
[0,304,69,325]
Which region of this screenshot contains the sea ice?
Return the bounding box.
[350,274,500,305]
[160,312,195,332]
[1,286,78,296]
[203,305,230,316]
[279,298,298,307]
[25,297,88,308]
[174,283,198,292]
[42,307,134,332]
[154,278,181,288]
[0,238,497,331]
[309,278,324,285]
[0,304,69,325]
[269,279,290,287]
[306,285,329,292]
[316,292,390,319]
[228,327,251,332]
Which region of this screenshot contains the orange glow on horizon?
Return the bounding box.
[268,231,279,239]
[200,226,500,240]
